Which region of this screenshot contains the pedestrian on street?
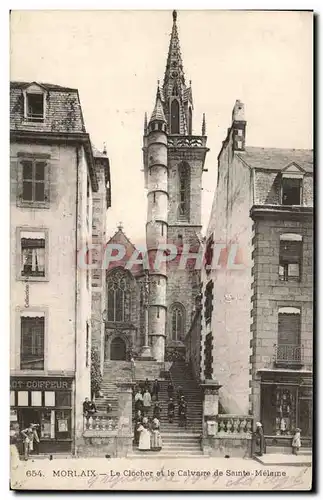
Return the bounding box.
[21,423,40,461]
[292,428,301,455]
[254,422,266,456]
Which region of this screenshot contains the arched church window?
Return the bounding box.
[171,303,185,341]
[171,99,180,134]
[107,269,131,322]
[178,162,190,220]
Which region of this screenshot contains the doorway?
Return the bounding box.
[110,337,127,361]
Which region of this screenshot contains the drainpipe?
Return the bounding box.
[73,146,80,455]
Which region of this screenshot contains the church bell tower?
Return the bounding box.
[143,10,209,362]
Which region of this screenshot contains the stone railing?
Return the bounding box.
[168,136,207,148]
[216,415,254,436]
[83,415,118,432]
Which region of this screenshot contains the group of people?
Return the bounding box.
[133,411,162,451]
[254,422,302,457]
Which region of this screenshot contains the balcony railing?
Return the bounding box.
[274,344,304,366]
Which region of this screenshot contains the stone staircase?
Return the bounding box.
[129,360,204,458]
[95,361,132,414]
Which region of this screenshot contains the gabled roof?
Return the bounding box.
[10,81,78,92]
[237,147,313,173]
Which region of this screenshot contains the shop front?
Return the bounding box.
[260,372,312,449]
[10,376,74,455]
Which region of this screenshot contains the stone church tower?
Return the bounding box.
[143,10,209,362]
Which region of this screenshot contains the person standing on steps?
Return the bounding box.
[151,417,162,451]
[144,378,151,394]
[178,396,187,428]
[133,410,143,446]
[152,379,160,401]
[134,389,143,412]
[137,417,151,451]
[167,381,174,400]
[142,389,152,417]
[168,398,175,423]
[153,401,162,420]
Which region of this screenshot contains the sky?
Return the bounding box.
[10,10,313,245]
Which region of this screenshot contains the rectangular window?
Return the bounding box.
[282,178,302,205]
[276,309,302,367]
[45,391,55,407]
[56,391,72,407]
[26,93,44,122]
[279,239,302,282]
[21,231,46,278]
[56,410,71,439]
[18,391,29,406]
[40,410,53,438]
[18,157,49,208]
[31,391,42,406]
[10,391,15,406]
[20,313,45,370]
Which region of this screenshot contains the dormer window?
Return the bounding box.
[281,163,304,206]
[282,178,302,205]
[23,84,46,123]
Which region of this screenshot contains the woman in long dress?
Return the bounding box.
[138,419,151,451]
[151,418,162,451]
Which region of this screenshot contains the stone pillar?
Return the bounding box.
[116,381,135,457]
[200,380,222,437]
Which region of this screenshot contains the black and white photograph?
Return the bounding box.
[9,8,313,491]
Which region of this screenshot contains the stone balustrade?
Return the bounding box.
[83,415,118,432]
[216,414,254,436]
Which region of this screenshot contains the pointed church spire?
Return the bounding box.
[202,113,206,135]
[163,9,185,95]
[149,83,167,123]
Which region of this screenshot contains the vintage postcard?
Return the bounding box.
[10,9,313,491]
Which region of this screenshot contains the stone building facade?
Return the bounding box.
[10,81,111,454]
[201,100,313,438]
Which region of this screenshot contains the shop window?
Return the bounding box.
[282,177,302,205]
[18,158,50,207]
[10,391,15,406]
[40,410,54,439]
[18,391,29,406]
[261,385,297,436]
[56,391,71,407]
[45,391,55,407]
[279,234,302,282]
[31,391,42,407]
[20,313,45,370]
[56,410,71,439]
[20,230,46,279]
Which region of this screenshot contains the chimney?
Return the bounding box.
[232,100,246,151]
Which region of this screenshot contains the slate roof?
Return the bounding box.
[10,81,78,92]
[10,80,85,134]
[237,147,313,173]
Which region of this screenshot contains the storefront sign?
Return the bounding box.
[10,377,73,391]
